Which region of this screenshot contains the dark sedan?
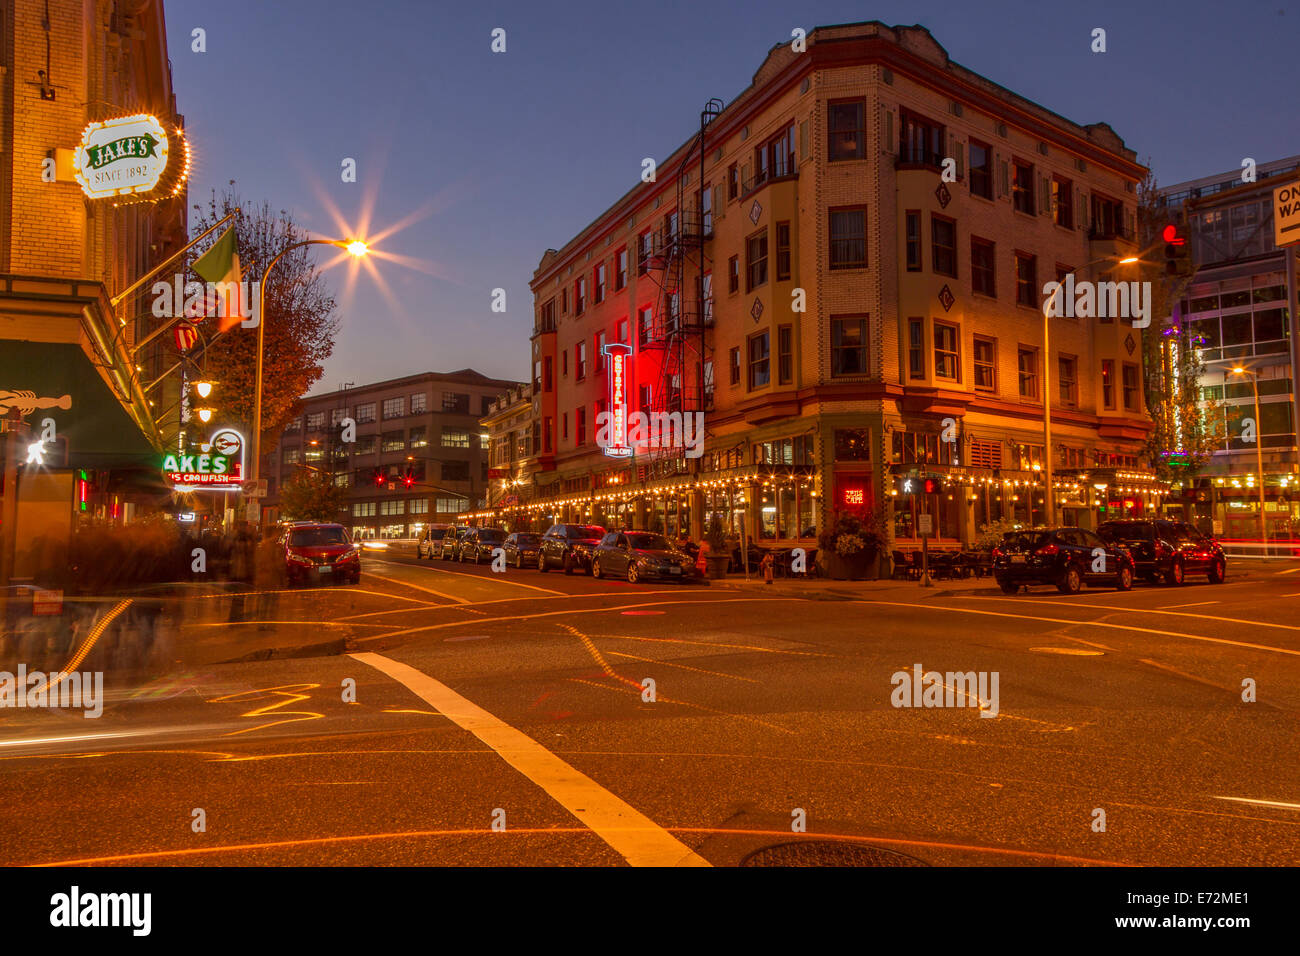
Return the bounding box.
[591,531,701,583]
[441,527,472,561]
[993,527,1134,594]
[538,523,606,574]
[503,532,542,569]
[460,527,507,564]
[1098,518,1226,586]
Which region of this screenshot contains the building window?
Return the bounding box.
[306,412,326,431]
[409,499,429,515]
[905,211,922,271]
[933,322,959,381]
[831,316,867,377]
[540,299,556,332]
[637,230,652,274]
[381,397,404,420]
[575,276,586,315]
[576,408,587,446]
[973,337,996,391]
[382,431,405,453]
[379,499,405,517]
[701,273,713,324]
[442,428,471,448]
[1122,362,1140,411]
[638,385,651,416]
[442,392,469,413]
[354,435,377,455]
[1015,253,1037,307]
[729,347,741,385]
[435,497,464,513]
[829,207,867,270]
[778,324,794,384]
[283,447,300,465]
[1091,194,1126,239]
[615,248,628,290]
[616,317,628,343]
[543,417,552,453]
[775,222,791,281]
[1101,359,1116,409]
[561,412,568,440]
[352,501,376,517]
[931,215,956,278]
[908,318,924,380]
[442,461,469,482]
[284,418,302,433]
[700,184,713,234]
[406,393,426,415]
[1052,176,1073,228]
[728,255,740,293]
[899,108,944,167]
[1058,355,1078,406]
[333,473,349,488]
[1018,347,1038,399]
[409,426,428,449]
[1012,160,1035,215]
[595,331,606,372]
[728,163,739,201]
[576,341,587,379]
[561,350,568,376]
[828,100,865,161]
[544,355,553,392]
[747,332,770,390]
[746,230,768,290]
[971,237,996,297]
[594,263,606,303]
[968,139,992,199]
[354,403,376,425]
[331,407,348,427]
[638,307,652,347]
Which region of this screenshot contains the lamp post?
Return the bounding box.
[1040,254,1140,526]
[249,238,367,507]
[1230,366,1268,552]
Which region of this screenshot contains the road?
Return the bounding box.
[3,547,1299,867]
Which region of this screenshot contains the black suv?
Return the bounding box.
[993,527,1135,594]
[537,523,606,574]
[1097,518,1226,586]
[460,527,507,564]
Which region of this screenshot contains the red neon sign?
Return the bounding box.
[602,342,633,458]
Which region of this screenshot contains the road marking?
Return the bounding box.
[374,559,564,596]
[959,595,1300,635]
[1274,567,1300,574]
[351,651,709,867]
[605,650,760,683]
[853,601,1300,658]
[335,589,694,622]
[1156,601,1219,609]
[1212,796,1300,811]
[1029,647,1104,656]
[361,570,469,604]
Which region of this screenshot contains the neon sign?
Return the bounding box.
[601,342,633,458]
[163,427,245,492]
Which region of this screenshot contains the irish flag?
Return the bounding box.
[191,226,244,332]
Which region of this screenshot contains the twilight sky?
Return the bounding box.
[164,0,1297,394]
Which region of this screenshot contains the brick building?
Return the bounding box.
[262,370,522,539]
[491,22,1161,554]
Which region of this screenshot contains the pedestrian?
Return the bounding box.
[760,550,774,585]
[695,537,710,577]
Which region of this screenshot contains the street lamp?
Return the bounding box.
[1040,254,1141,526]
[249,238,368,496]
[194,380,213,399]
[1230,366,1268,551]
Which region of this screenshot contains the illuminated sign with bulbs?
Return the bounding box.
[601,342,633,458]
[162,427,244,491]
[73,113,190,202]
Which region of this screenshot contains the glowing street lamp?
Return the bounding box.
[196,407,214,423]
[194,380,213,399]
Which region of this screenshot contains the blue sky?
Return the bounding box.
[165,0,1297,393]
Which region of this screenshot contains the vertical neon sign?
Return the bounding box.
[603,341,633,458]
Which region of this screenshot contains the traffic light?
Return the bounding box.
[76,469,92,512]
[1163,223,1188,276]
[895,475,944,495]
[373,469,385,487]
[402,468,414,489]
[921,476,943,495]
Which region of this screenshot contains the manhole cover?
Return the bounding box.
[740,841,928,867]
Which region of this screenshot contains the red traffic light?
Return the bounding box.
[921,477,943,494]
[1162,224,1186,246]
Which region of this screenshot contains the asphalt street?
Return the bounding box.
[3,548,1298,867]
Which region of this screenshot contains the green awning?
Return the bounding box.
[0,340,157,467]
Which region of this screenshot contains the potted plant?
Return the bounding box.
[702,514,731,580]
[818,512,883,580]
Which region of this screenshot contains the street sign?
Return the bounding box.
[32,589,63,616]
[1273,179,1300,248]
[245,500,260,523]
[244,479,268,498]
[917,513,933,536]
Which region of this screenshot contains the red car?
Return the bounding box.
[280,522,361,586]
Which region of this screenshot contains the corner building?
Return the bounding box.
[515,22,1155,553]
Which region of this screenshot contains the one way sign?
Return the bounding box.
[1273,178,1300,248]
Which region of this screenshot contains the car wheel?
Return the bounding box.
[564,554,574,575]
[515,554,522,569]
[1057,564,1083,595]
[538,552,548,572]
[996,577,1019,595]
[474,550,480,564]
[1116,564,1134,591]
[627,562,639,584]
[1208,557,1226,583]
[592,558,602,579]
[1165,560,1185,586]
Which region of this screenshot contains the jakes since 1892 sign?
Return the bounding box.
[73,114,171,200]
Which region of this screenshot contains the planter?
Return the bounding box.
[703,554,730,580]
[825,549,879,581]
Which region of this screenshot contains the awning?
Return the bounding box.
[0,340,157,468]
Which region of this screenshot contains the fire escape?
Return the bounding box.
[640,98,723,469]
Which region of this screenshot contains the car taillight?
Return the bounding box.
[1036,543,1059,556]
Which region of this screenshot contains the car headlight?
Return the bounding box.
[337,549,360,563]
[288,553,312,566]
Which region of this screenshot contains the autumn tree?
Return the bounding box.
[1136,168,1225,482]
[187,185,339,456]
[277,467,350,523]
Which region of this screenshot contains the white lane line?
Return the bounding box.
[1274,568,1300,575]
[1213,796,1300,811]
[350,651,709,867]
[375,559,564,597]
[361,570,469,605]
[1157,601,1219,609]
[851,601,1300,658]
[958,595,1300,635]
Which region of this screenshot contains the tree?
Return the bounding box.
[188,185,340,456]
[1136,169,1226,482]
[278,467,349,523]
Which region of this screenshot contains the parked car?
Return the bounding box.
[992,527,1134,594]
[441,526,473,561]
[460,527,507,564]
[503,532,542,569]
[416,526,449,559]
[279,522,361,586]
[1097,518,1226,585]
[592,531,701,583]
[537,523,606,574]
